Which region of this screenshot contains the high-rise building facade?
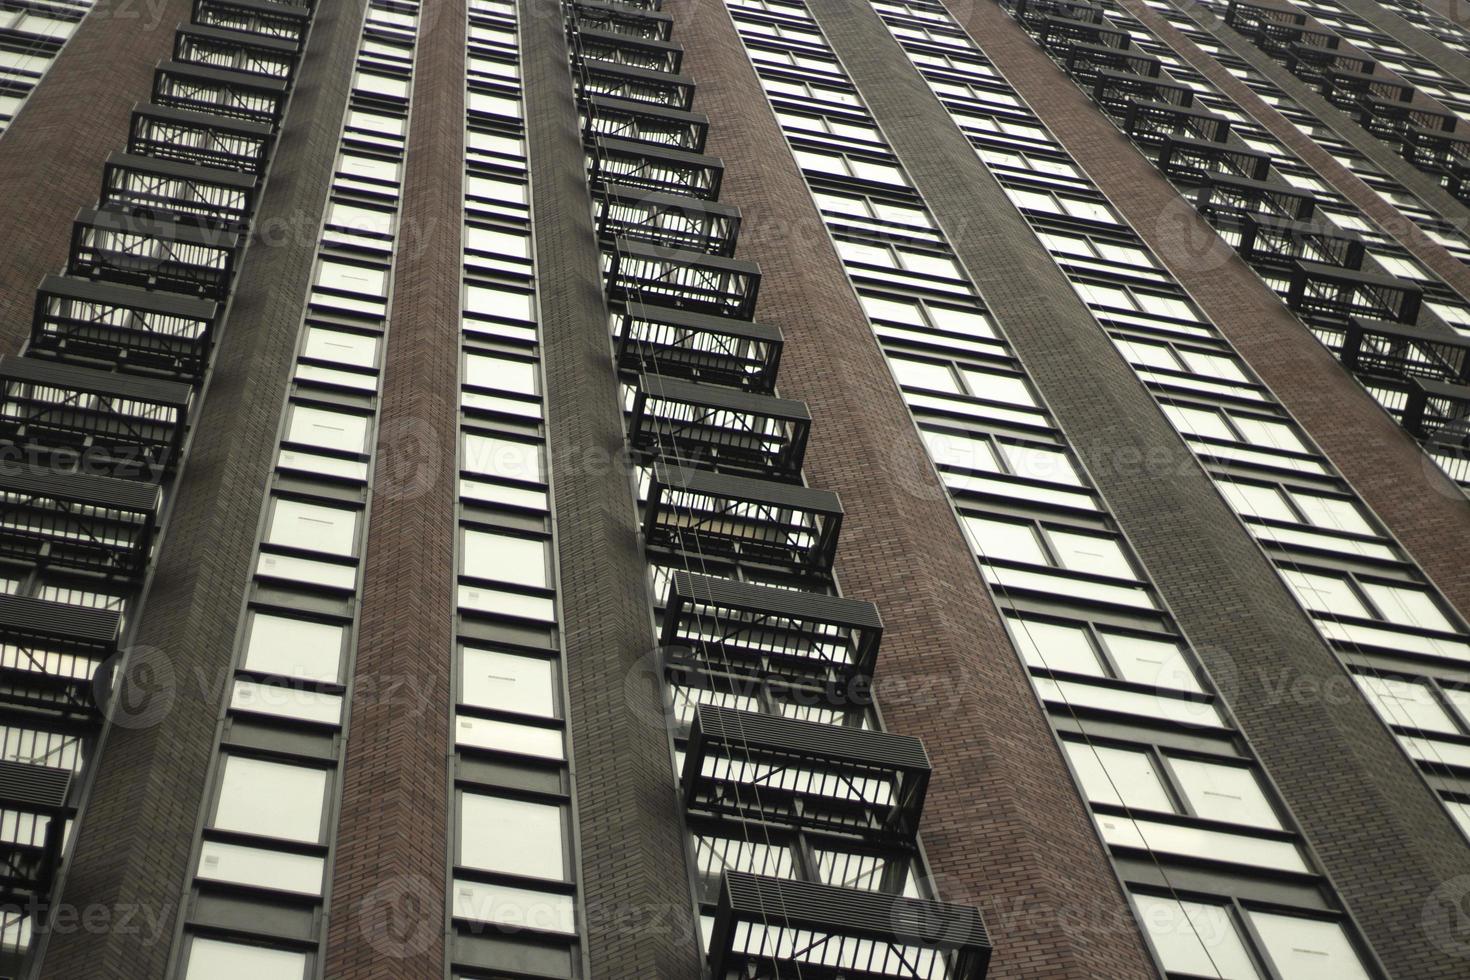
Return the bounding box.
[0,0,1469,975]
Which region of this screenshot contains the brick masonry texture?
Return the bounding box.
[818,0,1470,975]
[35,0,370,976]
[322,0,464,976]
[670,1,1162,977]
[0,0,195,353]
[1121,0,1470,304]
[521,0,705,975]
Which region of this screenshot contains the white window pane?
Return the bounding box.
[1001,443,1082,485]
[927,306,994,336]
[1100,632,1201,692]
[185,938,307,980]
[303,327,378,368]
[325,203,391,236]
[465,225,530,257]
[460,794,566,879]
[891,358,959,393]
[1288,492,1374,536]
[231,680,343,725]
[1360,582,1455,632]
[214,756,325,843]
[243,614,342,683]
[462,647,555,716]
[1281,569,1368,618]
[1354,674,1457,733]
[1064,742,1173,811]
[965,517,1047,564]
[1133,895,1261,979]
[1048,531,1133,578]
[463,433,542,483]
[859,293,924,325]
[921,429,999,472]
[197,840,324,895]
[455,716,565,759]
[1248,912,1370,980]
[1218,481,1295,522]
[462,530,547,587]
[466,284,533,320]
[1170,758,1280,829]
[1163,404,1235,441]
[1232,415,1307,454]
[317,260,386,297]
[960,369,1035,406]
[452,879,576,934]
[286,406,367,454]
[465,354,537,394]
[267,500,358,556]
[1006,617,1101,674]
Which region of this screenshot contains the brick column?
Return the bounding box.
[802,1,1470,975]
[667,2,1162,977]
[36,0,371,976]
[322,0,465,975]
[520,0,704,975]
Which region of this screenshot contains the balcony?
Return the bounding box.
[1286,260,1423,325]
[1009,0,1104,29]
[1340,317,1470,384]
[173,23,299,80]
[0,594,119,721]
[68,207,241,298]
[1092,69,1193,118]
[1124,99,1231,147]
[1403,377,1470,443]
[32,275,218,381]
[1224,0,1309,54]
[629,375,809,477]
[577,27,682,74]
[605,239,759,318]
[661,571,882,688]
[1191,172,1315,222]
[587,136,724,200]
[1058,40,1161,84]
[0,462,159,580]
[129,102,274,176]
[1158,135,1271,183]
[192,0,310,47]
[615,302,783,391]
[0,760,73,905]
[709,872,992,980]
[582,94,708,152]
[1321,67,1409,112]
[1033,15,1132,52]
[643,464,841,574]
[596,183,740,256]
[578,59,695,111]
[152,60,288,129]
[682,705,930,841]
[0,356,193,477]
[571,0,673,41]
[1234,213,1365,271]
[100,152,257,228]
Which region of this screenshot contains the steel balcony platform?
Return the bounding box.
[577,26,682,74]
[630,375,809,477]
[0,593,120,721]
[578,58,696,112]
[582,94,709,153]
[0,463,160,580]
[662,571,882,688]
[100,151,257,228]
[596,183,740,256]
[152,60,289,130]
[0,760,73,905]
[587,136,724,200]
[604,238,759,318]
[1286,260,1423,325]
[129,102,274,176]
[615,302,783,391]
[68,207,241,298]
[174,22,299,81]
[32,275,218,381]
[192,0,310,47]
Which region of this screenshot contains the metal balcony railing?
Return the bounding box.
[643,464,841,574]
[596,183,741,256]
[128,102,274,176]
[0,594,119,721]
[1233,213,1366,271]
[1092,68,1193,118]
[579,59,695,111]
[152,60,288,129]
[571,0,674,41]
[1123,100,1232,147]
[1158,135,1272,183]
[0,760,72,905]
[615,302,783,391]
[0,356,193,477]
[69,207,241,299]
[1286,260,1423,325]
[192,0,310,46]
[587,136,724,200]
[32,275,218,381]
[0,463,160,580]
[173,23,299,80]
[630,375,809,477]
[1191,171,1316,222]
[604,239,759,318]
[708,872,992,980]
[100,152,257,228]
[581,94,709,153]
[662,571,882,688]
[578,27,683,74]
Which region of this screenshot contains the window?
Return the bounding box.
[465,354,538,395]
[1000,442,1082,486]
[891,358,960,393]
[1099,632,1199,691]
[960,368,1035,406]
[1065,742,1173,811]
[921,429,999,472]
[285,406,368,454]
[460,794,566,880]
[1287,492,1374,536]
[1133,895,1260,979]
[1219,481,1296,523]
[1281,569,1369,618]
[462,530,548,588]
[463,433,543,483]
[1048,531,1132,578]
[213,756,326,843]
[462,647,555,716]
[303,327,378,368]
[184,937,307,980]
[965,516,1047,564]
[466,283,534,321]
[1006,616,1102,674]
[1170,758,1279,828]
[1247,911,1370,979]
[231,681,343,725]
[1360,582,1455,632]
[317,260,387,298]
[197,840,324,895]
[1354,674,1458,733]
[266,500,358,556]
[242,614,342,683]
[325,203,392,237]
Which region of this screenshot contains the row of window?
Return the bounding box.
[898,0,1470,846]
[171,2,421,976]
[0,0,94,133]
[726,0,1381,976]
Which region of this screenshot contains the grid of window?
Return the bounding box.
[724,0,1383,976]
[866,0,1470,850]
[449,1,584,975]
[1375,0,1470,60]
[170,2,419,975]
[0,0,94,133]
